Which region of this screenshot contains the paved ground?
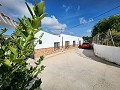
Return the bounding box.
[40,49,120,90]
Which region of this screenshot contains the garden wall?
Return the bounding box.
[93,43,120,65]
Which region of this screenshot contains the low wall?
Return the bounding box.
[93,43,120,65]
[34,45,78,59]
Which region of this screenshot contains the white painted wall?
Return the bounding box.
[93,43,120,65]
[61,34,83,46]
[35,31,83,49]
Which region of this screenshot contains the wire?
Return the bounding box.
[92,5,120,19]
[67,4,120,30]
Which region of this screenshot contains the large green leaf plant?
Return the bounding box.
[0,1,47,90]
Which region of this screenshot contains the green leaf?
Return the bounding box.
[33,29,41,34]
[10,54,15,60]
[21,31,29,37]
[38,56,44,63]
[26,33,34,42]
[25,18,32,28]
[2,46,6,50]
[41,65,45,71]
[37,1,45,16]
[31,13,47,29]
[33,1,45,17]
[16,39,23,50]
[14,58,24,63]
[19,30,27,40]
[29,79,42,90]
[31,19,41,28]
[18,18,27,29]
[8,46,18,56]
[0,28,7,34]
[0,49,4,54]
[19,39,25,46]
[3,59,12,67]
[39,13,48,20]
[25,2,34,18]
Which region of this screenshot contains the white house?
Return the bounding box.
[34,31,83,58]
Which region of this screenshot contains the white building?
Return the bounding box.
[34,31,83,58]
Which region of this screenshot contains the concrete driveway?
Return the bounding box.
[40,49,120,90]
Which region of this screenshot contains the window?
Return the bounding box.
[39,40,42,44]
[54,42,60,50]
[65,41,70,48]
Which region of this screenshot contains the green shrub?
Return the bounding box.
[0,1,47,90]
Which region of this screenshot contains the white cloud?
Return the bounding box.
[69,32,74,35]
[77,5,80,10]
[79,17,87,24]
[62,4,70,12]
[65,6,70,12]
[62,4,66,8]
[86,29,92,33]
[0,0,34,19]
[79,17,94,24]
[42,16,67,34]
[88,18,94,22]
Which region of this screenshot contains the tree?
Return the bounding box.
[92,15,120,37]
[92,14,120,46]
[0,1,47,89]
[82,36,92,43]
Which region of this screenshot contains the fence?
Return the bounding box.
[92,30,120,47]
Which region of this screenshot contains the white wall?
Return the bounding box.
[61,34,83,46]
[35,31,61,49]
[93,43,120,65]
[35,31,83,49]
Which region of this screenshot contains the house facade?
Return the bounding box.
[35,31,83,58]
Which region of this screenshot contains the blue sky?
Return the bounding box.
[0,0,120,36]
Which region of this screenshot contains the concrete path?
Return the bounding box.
[40,49,120,90]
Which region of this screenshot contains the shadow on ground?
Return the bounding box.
[82,49,120,68]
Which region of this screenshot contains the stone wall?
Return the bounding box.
[34,44,78,59]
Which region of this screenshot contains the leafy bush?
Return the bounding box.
[0,1,47,90]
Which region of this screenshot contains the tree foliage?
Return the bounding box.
[92,15,120,46]
[82,36,92,43]
[0,1,47,90]
[92,15,120,37]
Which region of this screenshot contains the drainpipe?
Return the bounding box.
[62,36,63,48]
